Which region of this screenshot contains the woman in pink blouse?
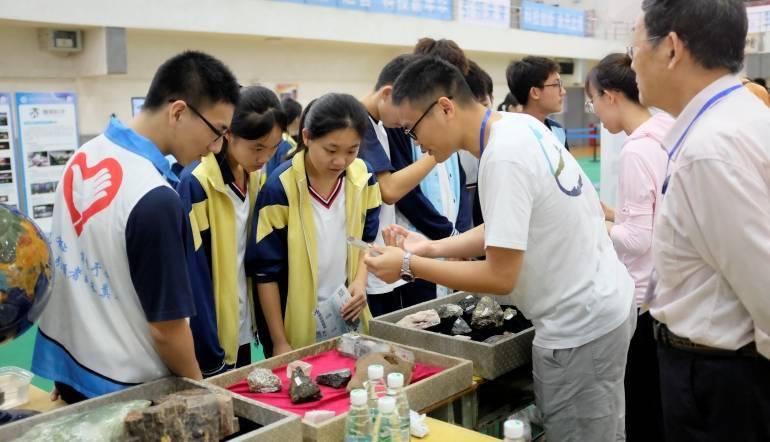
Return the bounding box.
[585,53,674,442]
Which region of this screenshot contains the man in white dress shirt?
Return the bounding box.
[631,1,770,440]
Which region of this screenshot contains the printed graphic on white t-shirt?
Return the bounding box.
[479,112,633,350]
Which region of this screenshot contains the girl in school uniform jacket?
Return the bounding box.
[247,93,381,357]
[177,87,286,376]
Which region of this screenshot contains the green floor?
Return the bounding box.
[2,154,600,394]
[577,156,601,188]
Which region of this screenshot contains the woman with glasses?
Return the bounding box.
[584,53,673,442]
[246,93,379,357]
[177,86,286,376]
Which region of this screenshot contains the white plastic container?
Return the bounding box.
[0,367,33,410]
[504,419,529,442]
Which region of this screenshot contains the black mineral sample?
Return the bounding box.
[316,369,352,389]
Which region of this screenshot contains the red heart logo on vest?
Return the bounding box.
[62,152,123,236]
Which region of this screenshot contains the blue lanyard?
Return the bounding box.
[478,109,493,158]
[662,84,742,195]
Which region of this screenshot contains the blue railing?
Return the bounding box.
[567,127,600,162]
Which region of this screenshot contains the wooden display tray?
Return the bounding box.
[0,377,301,441]
[370,291,535,380]
[206,335,473,442]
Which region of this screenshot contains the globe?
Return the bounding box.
[0,203,53,344]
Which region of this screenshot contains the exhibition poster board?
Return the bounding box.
[0,93,22,210]
[15,92,79,233]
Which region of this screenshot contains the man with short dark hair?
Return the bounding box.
[631,0,770,439]
[359,54,459,315]
[506,56,569,149]
[365,56,635,441]
[32,51,240,403]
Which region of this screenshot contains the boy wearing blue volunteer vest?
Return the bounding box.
[31,51,240,403]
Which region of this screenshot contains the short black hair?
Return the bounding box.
[375,54,419,90]
[392,56,475,107]
[753,78,767,89]
[642,0,747,73]
[143,50,240,111]
[585,53,640,104]
[281,97,302,125]
[413,38,469,75]
[497,92,520,111]
[230,86,286,140]
[293,93,368,154]
[505,56,560,106]
[466,60,493,102]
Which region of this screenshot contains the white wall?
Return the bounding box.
[0,23,599,136]
[0,0,624,59]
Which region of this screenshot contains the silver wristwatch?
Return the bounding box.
[400,251,415,282]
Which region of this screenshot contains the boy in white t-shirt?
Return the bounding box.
[365,57,635,441]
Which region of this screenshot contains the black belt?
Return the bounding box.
[653,320,762,358]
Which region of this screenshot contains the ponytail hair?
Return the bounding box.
[585,53,640,104]
[220,86,285,159]
[288,93,368,159]
[413,38,469,76]
[230,86,286,140]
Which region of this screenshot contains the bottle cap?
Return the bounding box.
[368,364,384,380]
[504,419,524,439]
[387,372,404,389]
[350,389,367,406]
[378,396,396,413]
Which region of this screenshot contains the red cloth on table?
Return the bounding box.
[227,350,443,417]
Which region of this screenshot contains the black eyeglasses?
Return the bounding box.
[169,99,226,143]
[540,79,563,89]
[403,96,452,142]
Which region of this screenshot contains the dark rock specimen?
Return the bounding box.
[437,304,463,319]
[470,296,505,331]
[457,295,480,318]
[451,317,472,335]
[289,367,322,404]
[316,369,352,389]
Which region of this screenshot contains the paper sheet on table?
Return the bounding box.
[315,284,361,341]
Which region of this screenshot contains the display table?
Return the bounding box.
[420,417,500,441]
[17,386,507,440]
[17,385,66,413]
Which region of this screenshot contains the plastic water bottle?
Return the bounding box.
[363,364,386,418]
[386,372,410,441]
[504,419,529,442]
[344,389,372,442]
[372,396,402,442]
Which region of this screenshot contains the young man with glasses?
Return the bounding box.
[630,1,770,439]
[506,56,570,150]
[365,56,635,441]
[31,51,240,403]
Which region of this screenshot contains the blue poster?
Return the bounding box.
[274,0,452,20]
[15,92,79,232]
[520,1,585,37]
